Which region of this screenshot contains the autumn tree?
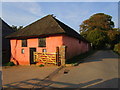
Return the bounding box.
[80,13,116,49]
[80,13,114,33]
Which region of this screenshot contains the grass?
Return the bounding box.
[66,49,97,64]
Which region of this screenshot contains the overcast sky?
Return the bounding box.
[1,1,118,33]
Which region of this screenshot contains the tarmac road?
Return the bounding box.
[49,50,119,88]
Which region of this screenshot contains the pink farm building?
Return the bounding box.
[6,15,90,65]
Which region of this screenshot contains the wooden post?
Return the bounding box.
[56,47,60,66]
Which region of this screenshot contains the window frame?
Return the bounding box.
[38,38,46,47]
[21,39,27,47]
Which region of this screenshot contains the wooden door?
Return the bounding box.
[30,48,36,64]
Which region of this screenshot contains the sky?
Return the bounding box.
[1,1,119,33]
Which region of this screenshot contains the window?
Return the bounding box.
[22,39,27,47]
[38,38,46,47]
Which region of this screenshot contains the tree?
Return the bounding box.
[107,29,120,49]
[11,25,23,31]
[80,13,114,33]
[79,13,116,49]
[86,30,108,49]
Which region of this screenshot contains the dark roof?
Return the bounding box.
[6,15,88,42]
[1,18,15,37]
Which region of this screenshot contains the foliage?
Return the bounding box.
[38,64,44,67]
[4,62,15,66]
[114,43,120,54]
[107,30,120,49]
[80,13,114,33]
[79,13,120,49]
[86,30,108,49]
[11,25,23,31]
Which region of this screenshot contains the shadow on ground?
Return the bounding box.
[87,50,120,59]
[2,78,119,89]
[75,50,119,66]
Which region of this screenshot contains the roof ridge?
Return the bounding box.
[51,16,66,33]
[53,17,80,34]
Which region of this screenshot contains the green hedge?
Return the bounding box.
[114,43,120,54]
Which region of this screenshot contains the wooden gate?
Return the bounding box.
[34,52,57,65]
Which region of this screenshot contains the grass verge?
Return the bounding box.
[66,49,97,65]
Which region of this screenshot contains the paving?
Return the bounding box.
[48,50,119,88]
[2,50,119,88]
[2,65,59,88]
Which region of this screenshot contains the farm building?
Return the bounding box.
[6,15,90,65]
[1,18,15,64]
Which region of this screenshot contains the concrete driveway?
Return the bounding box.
[48,50,119,88]
[2,65,59,88]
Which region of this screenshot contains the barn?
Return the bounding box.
[6,15,90,65]
[1,18,15,64]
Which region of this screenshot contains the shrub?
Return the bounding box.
[38,64,44,67]
[4,62,15,66]
[114,43,120,54]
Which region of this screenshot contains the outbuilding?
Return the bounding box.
[6,15,90,65]
[1,18,15,64]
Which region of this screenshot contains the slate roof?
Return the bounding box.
[6,15,88,42]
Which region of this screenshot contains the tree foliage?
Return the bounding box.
[80,13,114,33]
[114,43,120,54]
[107,29,120,49]
[11,25,23,31]
[79,13,119,49]
[86,30,108,49]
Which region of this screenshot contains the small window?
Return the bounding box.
[38,38,46,47]
[22,39,27,47]
[21,49,24,54]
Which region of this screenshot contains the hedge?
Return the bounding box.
[114,43,120,54]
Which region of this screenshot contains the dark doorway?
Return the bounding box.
[30,48,36,64]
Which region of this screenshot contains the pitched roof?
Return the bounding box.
[1,18,15,37]
[6,15,88,42]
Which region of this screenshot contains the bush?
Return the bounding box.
[4,62,15,66]
[114,43,120,54]
[38,64,44,67]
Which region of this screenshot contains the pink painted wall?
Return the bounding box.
[62,35,89,59]
[10,35,63,65]
[10,34,89,65]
